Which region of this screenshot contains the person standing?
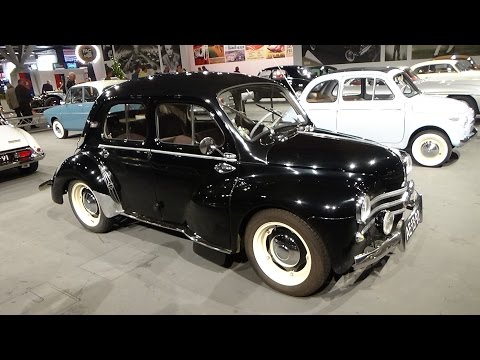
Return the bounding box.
[41,80,54,94]
[131,64,141,80]
[15,79,34,126]
[393,45,400,60]
[234,66,240,73]
[5,83,21,117]
[66,72,76,91]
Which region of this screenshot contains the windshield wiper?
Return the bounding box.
[255,103,283,117]
[222,103,255,124]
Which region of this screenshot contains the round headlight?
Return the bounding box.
[357,195,371,223]
[383,210,394,235]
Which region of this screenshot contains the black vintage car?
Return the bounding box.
[40,72,422,297]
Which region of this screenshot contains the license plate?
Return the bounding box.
[405,207,421,243]
[0,153,12,164]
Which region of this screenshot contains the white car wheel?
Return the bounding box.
[68,180,114,233]
[245,209,330,297]
[52,119,68,139]
[411,131,452,167]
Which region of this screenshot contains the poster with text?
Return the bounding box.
[286,45,294,57]
[114,45,161,78]
[302,45,380,65]
[385,45,407,61]
[265,45,286,59]
[412,45,480,59]
[193,45,209,66]
[224,45,246,62]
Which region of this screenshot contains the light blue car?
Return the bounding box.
[44,79,126,138]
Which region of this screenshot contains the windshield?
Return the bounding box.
[457,60,474,71]
[217,83,309,141]
[393,72,421,98]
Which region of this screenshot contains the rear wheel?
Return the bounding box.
[245,209,330,297]
[45,96,61,107]
[68,180,115,233]
[410,130,452,167]
[52,119,68,139]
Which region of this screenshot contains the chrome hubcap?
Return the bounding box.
[269,233,301,268]
[421,141,440,157]
[82,189,98,215]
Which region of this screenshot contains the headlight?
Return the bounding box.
[401,152,412,175]
[356,194,371,224]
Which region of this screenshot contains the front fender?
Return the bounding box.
[51,151,120,206]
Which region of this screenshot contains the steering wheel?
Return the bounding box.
[250,112,275,138]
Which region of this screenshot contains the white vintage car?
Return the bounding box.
[411,59,480,80]
[298,68,477,167]
[402,66,480,118]
[0,108,45,174]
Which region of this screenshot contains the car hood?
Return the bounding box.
[267,130,400,175]
[409,94,470,114]
[417,79,480,95]
[0,125,29,151]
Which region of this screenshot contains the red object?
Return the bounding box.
[16,149,33,159]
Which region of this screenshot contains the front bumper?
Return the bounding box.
[461,126,478,144]
[352,190,423,271]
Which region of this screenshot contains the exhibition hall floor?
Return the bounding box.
[1,129,479,314]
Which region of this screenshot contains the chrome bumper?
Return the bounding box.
[0,153,45,172]
[461,127,477,143]
[352,191,423,272]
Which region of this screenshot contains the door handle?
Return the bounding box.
[214,162,236,174]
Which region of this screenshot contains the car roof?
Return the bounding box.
[411,59,460,68]
[102,72,275,99]
[335,66,400,73]
[434,54,472,61]
[71,79,126,91]
[261,65,307,71]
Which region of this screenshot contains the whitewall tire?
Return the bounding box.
[411,130,452,167]
[245,209,330,297]
[52,119,68,139]
[68,180,114,233]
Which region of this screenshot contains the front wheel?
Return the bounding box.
[68,180,115,233]
[52,119,68,139]
[245,209,331,297]
[345,49,356,62]
[410,130,452,167]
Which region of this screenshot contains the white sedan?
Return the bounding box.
[411,59,480,80]
[298,67,477,167]
[0,109,45,174]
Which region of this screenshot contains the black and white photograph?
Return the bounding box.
[113,45,161,79]
[102,45,114,61]
[412,45,480,59]
[302,45,380,65]
[160,45,182,73]
[385,45,407,61]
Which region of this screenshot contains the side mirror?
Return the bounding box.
[241,91,254,101]
[199,137,216,155]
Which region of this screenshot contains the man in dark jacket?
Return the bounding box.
[41,80,54,94]
[15,79,34,126]
[66,72,76,91]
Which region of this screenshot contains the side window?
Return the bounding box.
[306,80,338,103]
[258,70,272,78]
[434,64,454,73]
[84,86,99,102]
[70,87,83,103]
[103,102,147,141]
[342,77,373,101]
[414,65,429,74]
[373,79,394,100]
[156,103,224,146]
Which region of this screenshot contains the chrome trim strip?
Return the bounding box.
[98,144,237,163]
[120,213,233,254]
[99,144,150,153]
[98,163,121,204]
[370,186,407,207]
[0,156,45,172]
[370,197,405,219]
[150,149,237,163]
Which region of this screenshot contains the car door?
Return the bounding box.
[61,86,97,131]
[302,78,339,132]
[150,100,238,248]
[336,76,405,144]
[98,101,159,219]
